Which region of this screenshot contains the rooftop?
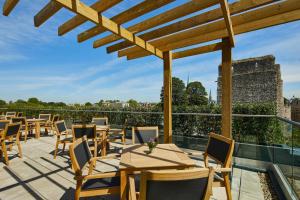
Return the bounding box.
[1,134,269,200]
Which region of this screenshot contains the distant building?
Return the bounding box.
[217,55,291,118]
[291,98,300,122]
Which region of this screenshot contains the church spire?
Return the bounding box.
[209,89,212,104]
[187,73,190,86]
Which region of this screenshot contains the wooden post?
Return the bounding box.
[221,38,232,138]
[163,51,172,143]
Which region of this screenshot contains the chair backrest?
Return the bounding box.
[39,114,51,121]
[52,115,60,123]
[139,168,214,200]
[205,133,235,167]
[55,120,67,135]
[69,137,92,172]
[0,120,10,130]
[6,112,16,117]
[11,117,26,125]
[72,125,96,139]
[91,117,108,126]
[132,127,159,144]
[17,112,23,117]
[3,123,21,137]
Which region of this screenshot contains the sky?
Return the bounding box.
[0,0,299,104]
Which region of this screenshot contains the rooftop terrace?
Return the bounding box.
[1,131,273,200]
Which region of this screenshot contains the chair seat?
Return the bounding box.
[61,137,73,142]
[82,176,120,190]
[108,135,123,140]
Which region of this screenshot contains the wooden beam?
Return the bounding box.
[219,0,235,46]
[120,0,300,59]
[77,0,175,43]
[107,0,273,53]
[53,0,163,59]
[3,0,19,16]
[93,0,220,48]
[221,38,232,138]
[34,1,63,27]
[172,42,222,60]
[163,51,172,144]
[58,0,122,36]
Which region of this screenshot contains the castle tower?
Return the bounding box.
[217,55,284,116]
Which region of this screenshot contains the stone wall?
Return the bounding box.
[291,98,300,122]
[217,55,288,117]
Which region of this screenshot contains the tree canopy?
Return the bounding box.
[160,77,187,106]
[186,81,208,106]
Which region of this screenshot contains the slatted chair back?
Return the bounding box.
[69,136,92,172]
[17,112,23,117]
[0,120,10,130]
[139,168,214,200]
[55,120,67,135]
[132,126,159,144]
[72,125,96,140]
[39,114,51,121]
[3,123,21,138]
[11,117,26,125]
[6,112,16,117]
[91,117,108,126]
[205,133,234,168]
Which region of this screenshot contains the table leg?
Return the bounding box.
[121,170,128,200]
[101,131,107,157]
[36,122,41,139]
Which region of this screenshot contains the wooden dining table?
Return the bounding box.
[27,118,46,139]
[119,143,196,200]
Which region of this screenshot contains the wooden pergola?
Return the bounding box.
[2,0,300,142]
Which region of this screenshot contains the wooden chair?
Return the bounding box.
[5,112,16,120]
[11,117,29,142]
[0,120,10,131]
[203,133,235,200]
[132,126,159,144]
[53,120,72,159]
[129,168,214,200]
[69,137,120,200]
[108,119,127,145]
[91,117,108,126]
[39,114,52,134]
[72,125,98,157]
[5,112,16,117]
[0,122,22,165]
[50,114,60,134]
[16,112,23,117]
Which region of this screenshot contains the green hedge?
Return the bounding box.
[1,102,284,144]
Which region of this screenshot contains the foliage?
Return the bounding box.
[160,77,187,106]
[186,81,208,106]
[0,99,6,106]
[127,99,139,108]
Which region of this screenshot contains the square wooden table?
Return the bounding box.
[119,144,196,200]
[27,119,46,138]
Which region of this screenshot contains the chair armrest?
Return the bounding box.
[214,167,232,173]
[129,175,137,200]
[83,172,120,180]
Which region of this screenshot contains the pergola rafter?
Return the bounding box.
[77,0,176,43]
[119,0,300,60]
[2,0,300,144]
[106,0,273,54]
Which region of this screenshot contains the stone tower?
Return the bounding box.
[217,55,284,116]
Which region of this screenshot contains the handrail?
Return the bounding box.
[0,107,276,118]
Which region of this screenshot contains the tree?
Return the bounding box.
[28,97,40,104]
[128,99,139,108]
[186,81,208,106]
[85,102,93,107]
[0,100,6,106]
[15,99,27,104]
[161,77,187,106]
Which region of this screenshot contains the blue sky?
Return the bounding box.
[0,0,299,103]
